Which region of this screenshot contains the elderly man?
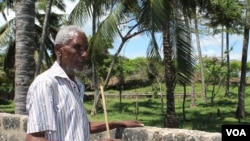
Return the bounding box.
[26,25,143,141]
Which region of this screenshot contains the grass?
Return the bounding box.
[1,83,250,133]
[85,83,250,133]
[0,99,14,113]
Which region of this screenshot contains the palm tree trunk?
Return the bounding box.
[225,28,230,97]
[236,26,248,120]
[35,0,53,76]
[163,29,178,128]
[194,14,207,103]
[90,57,100,116]
[90,7,100,116]
[221,26,224,65]
[15,0,35,115]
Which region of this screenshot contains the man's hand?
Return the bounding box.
[121,120,144,128]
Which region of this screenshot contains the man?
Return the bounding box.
[26,25,144,141]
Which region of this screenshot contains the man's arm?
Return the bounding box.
[26,132,49,141]
[89,120,144,134]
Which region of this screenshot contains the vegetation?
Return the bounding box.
[1,82,250,133]
[0,0,250,130]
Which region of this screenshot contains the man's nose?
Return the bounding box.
[81,51,88,57]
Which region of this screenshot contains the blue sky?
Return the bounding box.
[62,0,247,61]
[0,0,248,61]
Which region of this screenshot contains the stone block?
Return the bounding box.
[2,116,20,130]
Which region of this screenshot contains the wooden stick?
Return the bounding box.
[100,85,110,138]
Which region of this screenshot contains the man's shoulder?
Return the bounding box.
[31,67,57,86]
[35,62,60,81]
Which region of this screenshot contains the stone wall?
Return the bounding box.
[0,113,222,141]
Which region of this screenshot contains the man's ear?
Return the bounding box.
[55,44,62,56]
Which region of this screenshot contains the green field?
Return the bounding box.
[1,83,250,133]
[85,83,250,133]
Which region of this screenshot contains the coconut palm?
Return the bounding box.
[35,0,53,76]
[35,0,66,75]
[15,0,36,114]
[68,0,147,115]
[139,0,198,127]
[0,0,66,78]
[0,0,66,114]
[236,0,250,121]
[68,0,197,127]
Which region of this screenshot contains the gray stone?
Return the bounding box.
[0,135,7,141]
[122,128,148,141]
[0,113,222,141]
[22,119,27,132]
[8,135,19,141]
[2,116,20,130]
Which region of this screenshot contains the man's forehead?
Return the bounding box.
[69,31,87,40]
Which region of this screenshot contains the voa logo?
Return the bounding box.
[226,129,246,136]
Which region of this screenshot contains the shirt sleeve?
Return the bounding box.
[26,80,57,133]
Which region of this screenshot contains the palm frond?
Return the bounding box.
[35,0,66,15]
[0,19,14,47]
[173,18,196,85]
[68,0,92,25]
[138,0,166,32]
[89,2,130,54]
[53,0,66,12]
[146,32,161,60]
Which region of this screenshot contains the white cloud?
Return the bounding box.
[192,32,247,61]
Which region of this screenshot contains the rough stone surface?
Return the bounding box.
[2,116,20,130]
[0,113,222,141]
[22,117,27,133]
[0,135,7,141]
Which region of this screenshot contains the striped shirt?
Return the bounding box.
[26,61,90,141]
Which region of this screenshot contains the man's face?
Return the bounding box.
[59,31,88,75]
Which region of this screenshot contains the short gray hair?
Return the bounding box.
[54,25,83,45]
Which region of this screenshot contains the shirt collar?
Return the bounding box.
[51,61,72,80]
[50,61,82,86]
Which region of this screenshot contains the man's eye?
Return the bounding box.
[74,45,81,49]
[74,45,85,51]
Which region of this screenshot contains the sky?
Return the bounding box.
[56,0,249,61]
[0,0,248,61]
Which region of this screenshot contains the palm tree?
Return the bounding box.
[194,14,206,104]
[0,0,66,79]
[14,0,36,114]
[1,0,65,114]
[141,0,196,127]
[69,0,197,128]
[204,0,243,98]
[236,0,249,121]
[35,0,67,75]
[35,0,53,76]
[69,0,147,115]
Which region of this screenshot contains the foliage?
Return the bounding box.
[81,56,164,90]
[205,0,244,34]
[196,57,226,105]
[203,57,227,84]
[85,83,250,132]
[2,81,250,132]
[230,60,241,77]
[0,55,13,97]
